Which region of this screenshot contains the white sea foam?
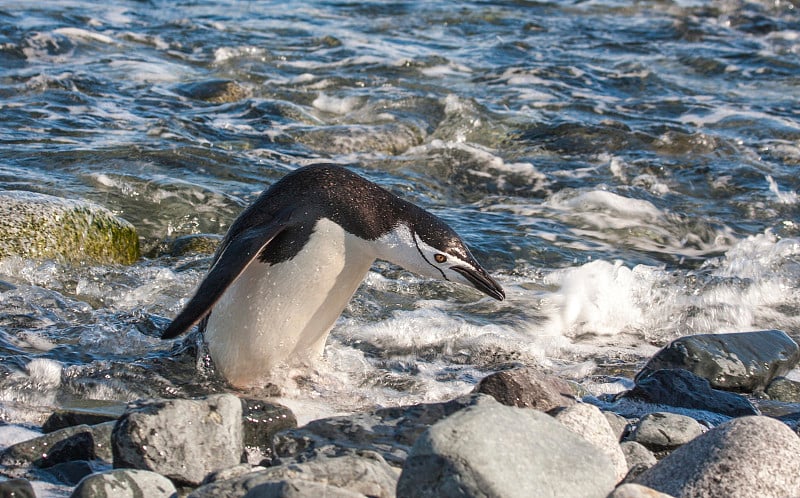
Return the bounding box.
[766,175,798,204]
[312,93,364,115]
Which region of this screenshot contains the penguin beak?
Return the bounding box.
[452,265,505,301]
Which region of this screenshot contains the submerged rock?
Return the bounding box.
[189,452,397,498]
[71,468,178,498]
[622,368,759,417]
[174,79,248,104]
[634,416,800,497]
[241,398,297,460]
[475,367,577,411]
[396,398,617,498]
[112,393,243,486]
[635,330,800,392]
[0,191,139,264]
[146,233,222,258]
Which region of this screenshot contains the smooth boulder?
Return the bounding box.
[396,398,617,498]
[71,469,177,498]
[634,416,800,497]
[635,330,800,392]
[475,367,577,411]
[0,190,139,264]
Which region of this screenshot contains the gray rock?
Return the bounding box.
[634,416,800,497]
[43,460,94,485]
[620,441,657,470]
[475,367,577,411]
[554,403,627,481]
[70,469,177,498]
[0,478,35,498]
[274,392,490,465]
[43,399,127,433]
[147,233,222,258]
[608,483,674,498]
[766,376,800,402]
[242,479,365,498]
[174,79,248,104]
[1,423,109,468]
[0,190,139,264]
[622,368,758,417]
[630,412,705,452]
[112,393,243,486]
[635,330,800,392]
[397,398,617,498]
[189,452,397,498]
[604,411,630,441]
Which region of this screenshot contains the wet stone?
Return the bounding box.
[0,424,105,468]
[621,368,759,417]
[147,233,222,258]
[635,330,800,392]
[241,398,297,461]
[42,399,127,433]
[474,366,577,411]
[111,393,243,486]
[174,79,248,103]
[0,478,35,498]
[43,459,94,485]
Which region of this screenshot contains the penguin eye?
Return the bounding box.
[434,254,447,263]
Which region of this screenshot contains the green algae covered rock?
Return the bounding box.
[0,191,139,265]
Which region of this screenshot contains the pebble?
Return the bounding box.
[635,329,800,392]
[474,366,577,411]
[70,469,177,498]
[112,393,243,486]
[630,412,705,452]
[396,398,618,498]
[634,416,800,497]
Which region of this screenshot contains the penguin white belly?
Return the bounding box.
[204,218,376,388]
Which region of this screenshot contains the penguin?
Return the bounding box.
[162,164,505,387]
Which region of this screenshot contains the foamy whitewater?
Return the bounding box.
[1,0,799,433]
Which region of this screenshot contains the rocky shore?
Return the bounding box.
[2,329,800,497]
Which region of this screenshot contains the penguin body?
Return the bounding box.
[163,164,504,387]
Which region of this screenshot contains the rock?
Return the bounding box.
[554,403,627,481]
[766,376,800,402]
[621,368,759,417]
[44,460,94,485]
[274,393,490,465]
[634,416,800,497]
[175,79,248,103]
[608,483,674,498]
[396,398,617,498]
[241,398,297,459]
[635,330,800,392]
[189,453,397,498]
[604,411,630,441]
[43,399,127,432]
[112,393,243,486]
[237,480,365,498]
[620,441,657,470]
[0,478,35,498]
[0,190,139,264]
[147,234,222,258]
[474,367,577,411]
[89,421,116,463]
[630,412,705,452]
[70,469,178,498]
[1,423,109,468]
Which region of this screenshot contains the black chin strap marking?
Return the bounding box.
[413,231,448,281]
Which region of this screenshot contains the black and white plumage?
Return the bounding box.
[162,164,504,387]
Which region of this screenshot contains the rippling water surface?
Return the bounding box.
[1,0,800,422]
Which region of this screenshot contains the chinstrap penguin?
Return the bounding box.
[162,164,505,387]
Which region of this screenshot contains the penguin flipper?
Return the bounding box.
[161,208,295,339]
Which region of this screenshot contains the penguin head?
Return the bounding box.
[375,216,505,301]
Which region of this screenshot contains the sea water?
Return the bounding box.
[0,0,799,428]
